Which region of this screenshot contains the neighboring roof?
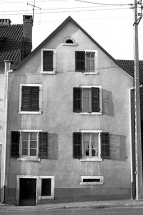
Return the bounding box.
[14,16,130,75]
[116,60,143,83]
[0,24,23,64]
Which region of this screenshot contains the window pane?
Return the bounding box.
[91,134,98,157]
[41,179,51,196]
[22,141,28,155]
[22,149,28,155]
[30,141,37,148]
[30,149,36,156]
[83,88,91,112]
[30,133,37,140]
[83,133,90,157]
[22,133,28,140]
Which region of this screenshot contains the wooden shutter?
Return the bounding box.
[43,51,53,71]
[21,86,39,111]
[73,132,82,159]
[11,131,20,158]
[39,132,48,159]
[73,87,82,112]
[92,87,100,112]
[75,51,85,72]
[31,87,39,111]
[101,132,110,159]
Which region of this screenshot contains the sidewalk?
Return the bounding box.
[0,199,143,211]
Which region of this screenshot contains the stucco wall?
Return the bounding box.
[6,21,133,203]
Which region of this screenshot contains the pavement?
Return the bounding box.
[0,199,143,211]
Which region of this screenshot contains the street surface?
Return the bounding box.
[0,206,143,214]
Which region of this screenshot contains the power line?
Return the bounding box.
[75,0,132,6]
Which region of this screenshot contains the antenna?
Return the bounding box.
[27,0,41,24]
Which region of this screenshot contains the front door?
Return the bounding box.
[19,178,36,206]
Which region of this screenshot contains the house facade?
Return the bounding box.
[0,15,33,202]
[4,17,136,205]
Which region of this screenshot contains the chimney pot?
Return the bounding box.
[0,19,11,26]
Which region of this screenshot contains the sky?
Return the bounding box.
[0,0,143,60]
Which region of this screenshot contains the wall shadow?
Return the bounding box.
[48,133,58,160]
[102,89,114,117]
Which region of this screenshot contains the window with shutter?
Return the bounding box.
[73,86,101,114]
[11,131,20,158]
[39,132,48,159]
[73,132,82,159]
[74,131,110,161]
[101,132,110,158]
[41,49,56,74]
[20,84,41,114]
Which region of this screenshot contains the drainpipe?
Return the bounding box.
[1,60,12,204]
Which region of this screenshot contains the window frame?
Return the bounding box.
[73,86,102,115]
[19,84,42,115]
[39,176,54,200]
[84,50,98,74]
[80,130,102,162]
[41,49,56,74]
[80,176,103,185]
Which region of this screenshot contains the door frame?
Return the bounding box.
[16,175,39,206]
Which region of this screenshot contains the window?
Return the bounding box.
[75,50,97,73]
[73,131,110,161]
[80,176,103,185]
[41,49,56,74]
[73,86,102,114]
[11,131,48,160]
[19,84,42,114]
[62,36,77,46]
[40,176,54,199]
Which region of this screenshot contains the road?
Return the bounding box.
[0,206,143,215]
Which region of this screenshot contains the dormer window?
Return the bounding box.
[62,36,77,46]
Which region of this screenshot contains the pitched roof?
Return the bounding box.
[0,24,23,64]
[116,60,143,83]
[13,16,130,74]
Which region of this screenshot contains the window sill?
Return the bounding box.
[84,72,98,75]
[80,182,103,185]
[62,43,77,46]
[18,111,42,115]
[80,112,102,115]
[80,158,102,162]
[17,157,41,162]
[40,71,55,75]
[39,196,54,200]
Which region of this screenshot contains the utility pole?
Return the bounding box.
[133,0,143,200]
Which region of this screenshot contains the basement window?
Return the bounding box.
[39,176,54,199]
[80,176,103,185]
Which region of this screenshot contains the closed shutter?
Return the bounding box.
[101,132,110,158]
[21,86,39,111]
[39,132,48,159]
[73,87,82,112]
[75,51,85,72]
[11,131,20,158]
[92,87,100,112]
[43,51,53,71]
[73,132,82,159]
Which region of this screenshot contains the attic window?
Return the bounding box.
[63,36,77,46]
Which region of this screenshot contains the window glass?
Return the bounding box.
[21,132,37,157]
[86,52,95,72]
[82,88,91,112]
[83,133,98,158]
[41,179,51,196]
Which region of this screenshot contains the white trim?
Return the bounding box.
[18,130,42,132]
[41,49,56,74]
[80,176,103,185]
[19,84,42,114]
[80,130,102,133]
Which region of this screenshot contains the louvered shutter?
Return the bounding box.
[73,132,82,159]
[101,132,110,158]
[21,86,31,111]
[11,131,20,158]
[31,87,39,111]
[39,132,48,159]
[92,87,100,112]
[75,51,85,72]
[43,51,53,71]
[73,87,82,112]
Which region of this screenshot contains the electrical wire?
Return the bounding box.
[75,0,133,6]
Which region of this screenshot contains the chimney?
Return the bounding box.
[22,15,33,60]
[0,19,11,26]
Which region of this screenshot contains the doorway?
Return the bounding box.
[19,178,36,206]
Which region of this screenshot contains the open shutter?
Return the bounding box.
[31,87,39,111]
[43,51,53,71]
[101,132,110,159]
[75,51,85,72]
[39,132,48,159]
[21,86,31,111]
[73,132,82,159]
[92,87,100,112]
[11,131,20,158]
[73,87,82,112]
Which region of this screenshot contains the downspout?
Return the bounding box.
[0,60,12,204]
